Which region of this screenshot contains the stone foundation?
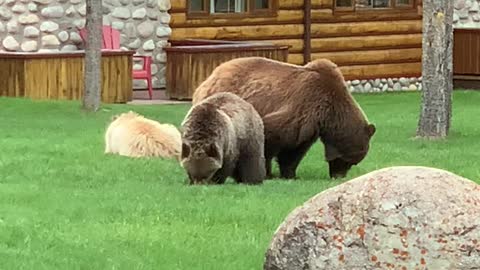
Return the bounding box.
[346,77,422,93]
[454,0,480,28]
[0,0,171,89]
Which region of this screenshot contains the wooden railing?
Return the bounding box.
[165,39,289,100]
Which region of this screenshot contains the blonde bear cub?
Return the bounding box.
[104,111,181,159]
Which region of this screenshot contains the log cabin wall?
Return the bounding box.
[310,0,423,81]
[169,0,423,85]
[169,0,306,62]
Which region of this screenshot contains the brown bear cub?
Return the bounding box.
[192,57,376,179]
[180,92,266,185]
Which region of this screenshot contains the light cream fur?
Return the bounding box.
[104,111,182,159]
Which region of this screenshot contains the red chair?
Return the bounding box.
[79,26,154,99]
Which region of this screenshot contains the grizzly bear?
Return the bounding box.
[104,111,182,159]
[180,92,266,185]
[192,57,376,179]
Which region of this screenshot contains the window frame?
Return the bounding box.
[187,0,278,19]
[334,0,417,14]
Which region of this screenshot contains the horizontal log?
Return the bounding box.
[311,9,421,23]
[259,54,421,79]
[171,20,422,41]
[340,62,422,80]
[311,34,422,52]
[288,53,304,65]
[243,39,304,53]
[170,10,304,27]
[171,24,304,40]
[279,0,304,9]
[244,33,422,54]
[312,48,422,66]
[311,8,333,20]
[311,0,333,9]
[311,20,422,38]
[165,43,289,53]
[171,0,186,11]
[172,7,416,28]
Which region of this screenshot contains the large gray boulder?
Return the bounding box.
[264,166,480,270]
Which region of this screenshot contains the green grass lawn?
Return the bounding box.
[1,91,479,270]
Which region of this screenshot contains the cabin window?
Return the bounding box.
[190,0,206,11]
[335,0,415,11]
[396,0,413,6]
[188,0,276,17]
[255,0,269,9]
[356,0,390,9]
[336,0,353,8]
[211,0,247,13]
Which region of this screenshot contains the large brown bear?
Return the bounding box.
[192,57,376,179]
[181,92,266,185]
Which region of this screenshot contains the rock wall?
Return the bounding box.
[454,0,480,28]
[346,76,421,93]
[0,0,171,89]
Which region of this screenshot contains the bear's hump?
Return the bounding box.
[303,58,342,77]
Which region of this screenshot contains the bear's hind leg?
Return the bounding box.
[235,155,266,185]
[264,146,280,179]
[277,141,315,179]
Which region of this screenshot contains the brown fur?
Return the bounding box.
[181,92,266,185]
[192,57,376,179]
[104,111,182,159]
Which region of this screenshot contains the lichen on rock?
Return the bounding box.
[264,166,480,270]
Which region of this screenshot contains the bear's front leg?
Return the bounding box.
[328,158,352,179]
[277,151,302,179]
[210,168,229,185]
[236,155,266,185]
[277,141,315,179]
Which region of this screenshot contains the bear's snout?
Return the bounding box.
[328,159,353,179]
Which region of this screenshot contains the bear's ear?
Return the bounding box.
[205,143,220,159]
[366,124,376,137]
[181,142,191,159]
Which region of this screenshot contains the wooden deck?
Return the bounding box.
[0,50,135,103]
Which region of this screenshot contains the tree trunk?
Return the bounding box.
[416,0,454,139]
[82,0,103,112]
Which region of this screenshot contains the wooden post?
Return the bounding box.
[416,0,454,139]
[303,0,311,64]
